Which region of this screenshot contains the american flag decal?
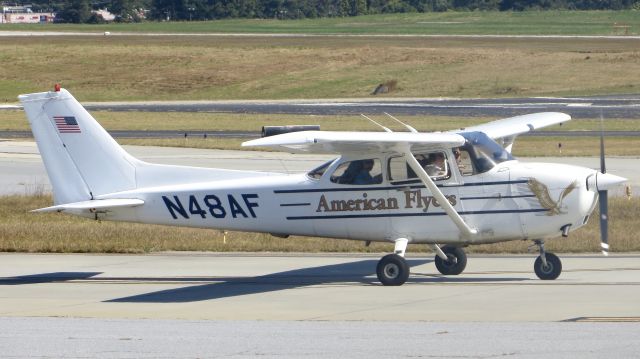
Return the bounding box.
[53,116,81,133]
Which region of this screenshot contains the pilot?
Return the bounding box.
[453,147,472,175]
[453,148,461,163]
[424,152,446,177]
[352,159,375,185]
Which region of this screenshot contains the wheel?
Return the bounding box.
[376,254,410,286]
[434,245,467,275]
[534,252,562,280]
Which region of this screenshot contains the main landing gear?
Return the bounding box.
[376,240,470,286]
[532,239,562,280]
[376,238,410,286]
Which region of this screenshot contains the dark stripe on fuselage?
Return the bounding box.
[460,194,537,200]
[285,208,548,220]
[273,180,529,194]
[280,203,311,207]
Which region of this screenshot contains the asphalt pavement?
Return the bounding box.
[1,253,639,358]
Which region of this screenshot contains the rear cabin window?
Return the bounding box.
[330,158,382,185]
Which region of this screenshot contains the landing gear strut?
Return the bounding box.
[532,240,562,280]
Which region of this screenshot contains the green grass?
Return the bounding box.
[1,11,639,35]
[1,194,637,253]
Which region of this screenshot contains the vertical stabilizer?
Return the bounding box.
[19,88,138,204]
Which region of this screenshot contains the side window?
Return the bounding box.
[330,159,382,185]
[388,156,412,181]
[388,151,451,182]
[454,148,475,176]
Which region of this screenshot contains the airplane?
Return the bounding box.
[19,86,627,286]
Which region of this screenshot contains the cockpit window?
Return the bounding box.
[307,159,333,180]
[459,131,514,174]
[388,151,450,182]
[330,158,382,185]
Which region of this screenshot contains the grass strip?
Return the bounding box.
[1,33,639,101]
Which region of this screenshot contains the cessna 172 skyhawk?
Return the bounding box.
[20,87,627,286]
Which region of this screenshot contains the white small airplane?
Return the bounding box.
[20,87,627,286]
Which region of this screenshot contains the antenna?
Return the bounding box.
[384,112,418,133]
[360,114,392,132]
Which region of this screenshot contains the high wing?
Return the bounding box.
[455,112,570,152]
[457,112,570,139]
[242,131,466,154]
[243,112,568,154]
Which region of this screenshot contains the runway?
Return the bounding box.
[82,95,640,119]
[1,253,639,357]
[4,94,640,118]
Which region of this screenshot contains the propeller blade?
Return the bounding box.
[598,113,609,256]
[599,114,606,174]
[598,190,609,256]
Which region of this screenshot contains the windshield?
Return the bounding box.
[306,159,335,180]
[459,132,514,174]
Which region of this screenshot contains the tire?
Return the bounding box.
[376,254,410,286]
[534,253,562,280]
[434,246,467,275]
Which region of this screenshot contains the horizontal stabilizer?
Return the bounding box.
[33,198,144,213]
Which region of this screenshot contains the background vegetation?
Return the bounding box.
[19,0,640,24]
[2,11,639,35]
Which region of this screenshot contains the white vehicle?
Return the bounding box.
[20,87,627,286]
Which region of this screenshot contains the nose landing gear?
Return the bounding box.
[532,240,562,280]
[434,245,467,275]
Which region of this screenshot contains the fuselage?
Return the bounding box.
[97,153,600,246]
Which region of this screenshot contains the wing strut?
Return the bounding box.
[403,148,478,238]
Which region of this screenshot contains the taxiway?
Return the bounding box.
[1,253,639,357]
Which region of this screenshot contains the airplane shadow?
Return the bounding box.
[107,259,527,303]
[0,272,102,285]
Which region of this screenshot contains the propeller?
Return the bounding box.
[598,117,608,255]
[594,115,626,256]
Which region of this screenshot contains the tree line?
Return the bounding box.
[25,0,640,23]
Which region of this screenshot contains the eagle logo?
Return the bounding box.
[527,178,578,216]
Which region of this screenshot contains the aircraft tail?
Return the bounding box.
[19,88,139,205]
